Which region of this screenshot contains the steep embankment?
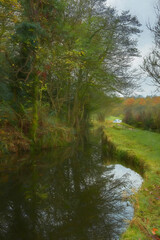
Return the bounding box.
[101,120,160,239]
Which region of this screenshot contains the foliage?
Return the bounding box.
[0,0,141,148]
[122,96,160,132]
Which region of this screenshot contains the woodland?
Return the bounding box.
[0,2,160,240]
[0,0,159,153]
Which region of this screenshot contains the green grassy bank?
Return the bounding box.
[97,119,160,240]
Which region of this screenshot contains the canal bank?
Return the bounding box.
[100,121,160,240]
[0,133,143,240]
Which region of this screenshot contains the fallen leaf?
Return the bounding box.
[152,228,158,235]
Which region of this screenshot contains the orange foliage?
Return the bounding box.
[123,97,160,107]
[138,98,146,105]
[123,98,135,106]
[122,96,160,131]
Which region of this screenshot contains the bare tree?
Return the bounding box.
[143,1,160,89]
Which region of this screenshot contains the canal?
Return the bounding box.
[0,134,143,240]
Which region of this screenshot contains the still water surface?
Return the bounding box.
[0,139,143,240]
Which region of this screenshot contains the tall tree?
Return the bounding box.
[0,0,142,141]
[143,1,160,89]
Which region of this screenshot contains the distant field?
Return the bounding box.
[105,115,123,121]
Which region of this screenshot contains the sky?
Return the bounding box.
[106,0,159,96]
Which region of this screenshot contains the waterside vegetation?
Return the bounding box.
[123,97,160,132]
[0,0,141,155]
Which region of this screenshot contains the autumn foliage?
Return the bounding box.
[123,97,160,131]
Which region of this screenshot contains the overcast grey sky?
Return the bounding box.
[106,0,159,96]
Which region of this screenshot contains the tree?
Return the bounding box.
[0,0,142,143]
[0,0,65,141]
[143,1,160,89]
[52,1,141,130]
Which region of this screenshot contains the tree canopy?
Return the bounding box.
[0,0,141,142]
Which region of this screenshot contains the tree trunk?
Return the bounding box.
[30,75,39,142]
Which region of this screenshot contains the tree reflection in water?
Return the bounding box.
[0,140,135,240]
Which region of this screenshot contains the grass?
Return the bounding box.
[103,115,123,122]
[95,118,160,240]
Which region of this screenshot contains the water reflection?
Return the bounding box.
[0,141,141,240]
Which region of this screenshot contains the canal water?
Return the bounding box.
[0,137,143,240]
